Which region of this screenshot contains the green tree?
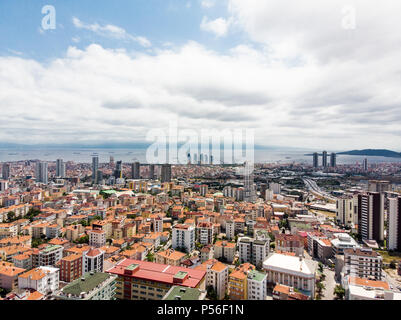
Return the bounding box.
[6,211,16,222]
[76,235,89,244]
[146,252,155,262]
[206,286,218,300]
[333,285,345,300]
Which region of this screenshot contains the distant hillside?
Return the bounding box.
[337,149,401,158]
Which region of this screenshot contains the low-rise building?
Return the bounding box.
[263,253,316,297]
[18,266,59,295]
[54,272,117,300]
[344,248,382,280]
[247,269,267,300]
[107,259,206,300]
[214,241,235,263]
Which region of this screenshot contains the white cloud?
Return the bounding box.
[72,17,151,47]
[200,17,231,37]
[201,0,215,8]
[1,40,401,150]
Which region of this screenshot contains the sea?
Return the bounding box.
[1,147,401,165]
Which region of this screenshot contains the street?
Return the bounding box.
[322,268,338,300]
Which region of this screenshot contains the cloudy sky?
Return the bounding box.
[0,0,401,151]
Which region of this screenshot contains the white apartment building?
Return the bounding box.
[265,189,274,201]
[344,248,382,280]
[83,248,105,273]
[269,183,281,195]
[387,197,401,251]
[18,266,59,295]
[331,233,360,255]
[172,224,195,253]
[238,237,270,268]
[343,276,401,300]
[89,229,106,248]
[213,240,236,263]
[336,195,354,227]
[225,220,235,240]
[198,259,228,300]
[247,269,267,300]
[197,222,214,245]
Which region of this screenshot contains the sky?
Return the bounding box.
[0,0,401,151]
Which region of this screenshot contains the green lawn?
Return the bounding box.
[376,250,401,264]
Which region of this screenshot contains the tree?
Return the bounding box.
[318,262,324,273]
[76,235,89,244]
[333,285,345,300]
[7,211,16,222]
[146,252,155,262]
[206,286,218,300]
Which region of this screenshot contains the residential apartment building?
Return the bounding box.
[196,221,214,245]
[275,234,304,256]
[55,272,117,300]
[214,240,236,263]
[357,192,384,242]
[155,249,186,266]
[107,259,206,300]
[336,195,355,227]
[344,248,382,280]
[18,266,59,295]
[195,259,228,300]
[247,269,267,300]
[172,224,195,253]
[83,248,105,273]
[59,253,83,282]
[0,262,26,291]
[238,237,270,268]
[387,196,401,251]
[228,263,254,300]
[89,229,106,248]
[32,245,63,267]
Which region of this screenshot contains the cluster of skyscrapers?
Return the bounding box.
[91,156,172,185]
[312,151,336,168]
[188,153,213,165]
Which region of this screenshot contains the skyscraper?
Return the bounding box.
[387,196,401,251]
[322,151,328,168]
[92,156,99,184]
[357,192,384,242]
[312,153,319,168]
[260,183,268,200]
[363,158,368,171]
[243,162,256,202]
[161,164,171,183]
[330,153,336,168]
[35,161,48,184]
[149,164,155,180]
[56,159,66,177]
[2,163,10,180]
[132,162,140,179]
[114,161,122,179]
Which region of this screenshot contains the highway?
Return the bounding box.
[303,178,337,201]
